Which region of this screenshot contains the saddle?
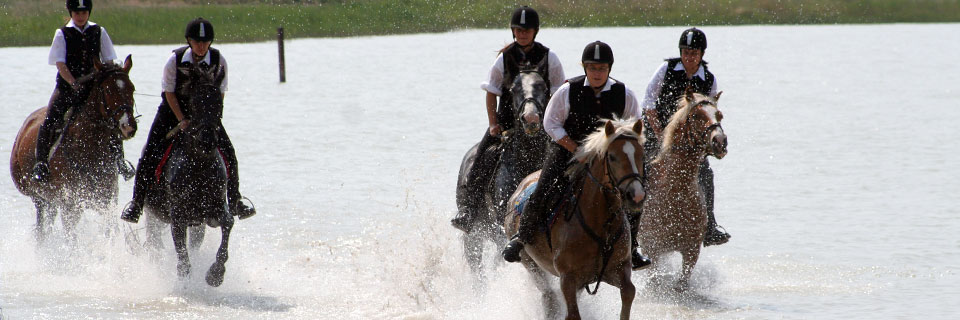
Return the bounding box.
[154,142,230,183]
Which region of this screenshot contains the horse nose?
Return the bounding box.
[523,112,540,124]
[712,133,728,159]
[629,182,645,204]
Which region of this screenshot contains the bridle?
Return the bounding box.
[88,70,136,133]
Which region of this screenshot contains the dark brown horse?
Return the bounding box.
[143,63,233,287]
[10,56,137,244]
[455,70,551,279]
[503,119,645,320]
[639,89,727,290]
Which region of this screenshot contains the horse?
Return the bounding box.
[638,89,727,290]
[503,119,646,320]
[10,55,137,245]
[142,63,234,287]
[455,69,551,278]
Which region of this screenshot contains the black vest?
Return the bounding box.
[654,58,714,128]
[497,42,551,129]
[58,24,102,86]
[158,46,222,120]
[564,75,626,142]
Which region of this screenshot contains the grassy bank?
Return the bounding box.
[2,0,959,47]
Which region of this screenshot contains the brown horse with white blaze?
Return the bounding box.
[639,89,727,289]
[10,56,137,244]
[504,118,645,320]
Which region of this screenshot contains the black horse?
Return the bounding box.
[143,64,234,287]
[455,70,551,278]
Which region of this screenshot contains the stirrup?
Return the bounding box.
[118,159,136,181]
[231,197,256,219]
[703,225,731,247]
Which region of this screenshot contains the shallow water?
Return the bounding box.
[0,24,958,319]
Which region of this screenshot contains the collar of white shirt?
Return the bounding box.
[65,20,97,32]
[672,62,706,80]
[181,48,213,65]
[583,77,618,92]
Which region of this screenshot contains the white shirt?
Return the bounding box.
[48,21,117,66]
[161,47,229,93]
[480,50,565,96]
[640,60,719,111]
[543,78,642,142]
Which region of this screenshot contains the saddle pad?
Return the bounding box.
[512,181,539,215]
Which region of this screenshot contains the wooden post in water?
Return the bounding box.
[277,27,286,83]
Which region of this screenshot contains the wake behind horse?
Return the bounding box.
[455,70,551,277]
[639,89,727,290]
[10,56,137,244]
[142,63,234,287]
[503,119,646,320]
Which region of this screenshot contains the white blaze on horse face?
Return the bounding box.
[119,113,134,138]
[621,142,645,203]
[116,79,125,89]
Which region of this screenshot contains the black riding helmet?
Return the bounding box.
[679,27,707,51]
[510,6,539,39]
[581,40,614,67]
[185,17,215,42]
[66,0,92,12]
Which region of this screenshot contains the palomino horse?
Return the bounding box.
[504,119,645,320]
[455,70,551,277]
[639,89,727,290]
[10,56,137,244]
[143,64,234,287]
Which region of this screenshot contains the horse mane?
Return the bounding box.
[566,117,643,177]
[656,92,717,162]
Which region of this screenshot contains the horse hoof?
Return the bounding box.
[206,262,226,287]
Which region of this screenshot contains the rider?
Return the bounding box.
[33,0,135,182]
[120,17,255,223]
[501,41,651,269]
[451,6,566,232]
[641,27,730,246]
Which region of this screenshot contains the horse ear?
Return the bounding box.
[604,120,615,136]
[713,91,723,101]
[632,119,643,135]
[122,54,133,74]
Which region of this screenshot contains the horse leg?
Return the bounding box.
[677,248,701,291]
[559,274,581,320]
[32,198,53,245]
[206,213,233,287]
[525,261,560,319]
[188,225,205,250]
[462,230,484,281]
[145,212,164,250]
[170,220,190,278]
[617,264,636,320]
[60,205,82,246]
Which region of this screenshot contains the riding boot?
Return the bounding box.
[502,182,549,263]
[222,134,255,219]
[628,210,652,269]
[32,126,57,182]
[453,132,500,233]
[700,159,730,246]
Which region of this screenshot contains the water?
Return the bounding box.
[1,24,958,319]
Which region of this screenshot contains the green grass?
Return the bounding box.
[2,0,959,47]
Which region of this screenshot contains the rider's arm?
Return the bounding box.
[161,53,187,125]
[55,62,77,87]
[642,62,669,136]
[48,29,78,87]
[547,51,566,95]
[544,83,571,142]
[99,27,118,63]
[556,136,578,154]
[485,92,498,128]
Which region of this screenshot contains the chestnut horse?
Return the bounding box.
[503,119,645,320]
[639,90,727,289]
[10,56,137,244]
[455,70,551,278]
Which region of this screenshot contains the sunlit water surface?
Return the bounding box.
[0,24,958,319]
